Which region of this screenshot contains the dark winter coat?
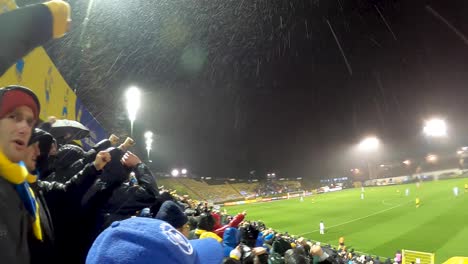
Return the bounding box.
[45,139,111,183]
[0,177,31,264]
[81,161,159,251]
[29,163,101,264]
[100,163,158,228]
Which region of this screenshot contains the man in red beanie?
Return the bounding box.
[0,85,40,264]
[0,86,40,162]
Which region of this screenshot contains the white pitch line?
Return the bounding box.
[298,200,410,236]
[381,199,398,206]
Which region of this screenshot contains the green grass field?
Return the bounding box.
[225,178,468,263]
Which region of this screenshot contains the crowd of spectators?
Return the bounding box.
[253,181,303,197]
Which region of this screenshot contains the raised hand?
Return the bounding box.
[94,151,111,171]
[109,134,120,145]
[120,151,142,168]
[119,137,135,152]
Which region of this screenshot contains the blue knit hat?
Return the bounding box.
[265,233,274,241]
[87,217,224,264]
[155,200,188,229]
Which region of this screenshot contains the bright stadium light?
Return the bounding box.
[181,168,188,175]
[125,86,141,137]
[457,147,468,156]
[423,118,447,137]
[426,154,438,163]
[403,160,411,166]
[358,136,380,151]
[171,169,180,177]
[357,136,380,180]
[144,131,153,160]
[144,131,153,139]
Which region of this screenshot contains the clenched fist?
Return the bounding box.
[120,151,142,168]
[42,0,72,39]
[109,134,120,145]
[94,151,111,171]
[47,116,57,124]
[119,137,135,152]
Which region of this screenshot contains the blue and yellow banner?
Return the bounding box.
[76,98,108,149]
[0,47,77,121]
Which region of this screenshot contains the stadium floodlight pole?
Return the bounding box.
[144,131,153,161]
[125,86,141,137]
[423,118,447,138]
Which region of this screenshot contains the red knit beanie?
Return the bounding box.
[0,86,40,121]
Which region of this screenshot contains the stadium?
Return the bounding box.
[2,0,468,263]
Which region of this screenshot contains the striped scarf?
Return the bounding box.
[0,151,42,241]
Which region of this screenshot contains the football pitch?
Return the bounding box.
[225,178,468,262]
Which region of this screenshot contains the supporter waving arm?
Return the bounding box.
[38,151,111,202]
[214,211,246,237]
[122,152,159,198]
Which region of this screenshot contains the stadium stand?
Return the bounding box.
[158,178,247,202]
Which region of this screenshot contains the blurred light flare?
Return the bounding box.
[144,131,153,139]
[426,154,438,163]
[358,137,380,151]
[144,131,153,158]
[126,86,141,122]
[423,118,447,137]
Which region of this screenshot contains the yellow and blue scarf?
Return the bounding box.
[0,151,42,241]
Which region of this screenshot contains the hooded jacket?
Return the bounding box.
[45,139,111,183]
[223,227,240,257]
[188,212,216,239]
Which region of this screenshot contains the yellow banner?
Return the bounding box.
[0,48,76,121]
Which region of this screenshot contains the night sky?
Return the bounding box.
[18,0,468,180]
